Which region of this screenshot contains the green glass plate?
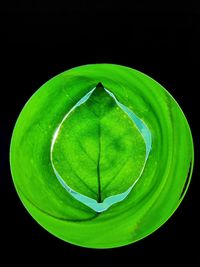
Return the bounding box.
[10,64,194,248]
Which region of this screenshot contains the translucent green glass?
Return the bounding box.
[10,64,194,248]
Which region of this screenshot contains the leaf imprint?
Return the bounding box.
[50,83,152,212]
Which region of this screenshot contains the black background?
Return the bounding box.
[1,1,200,265]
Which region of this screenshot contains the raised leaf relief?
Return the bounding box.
[51,83,151,212]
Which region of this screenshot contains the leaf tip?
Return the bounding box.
[96,82,104,90]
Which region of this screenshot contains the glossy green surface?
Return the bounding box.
[10,64,194,248]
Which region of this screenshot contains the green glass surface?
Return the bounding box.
[10,64,194,248]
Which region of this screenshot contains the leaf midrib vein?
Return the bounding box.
[97,122,101,203]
